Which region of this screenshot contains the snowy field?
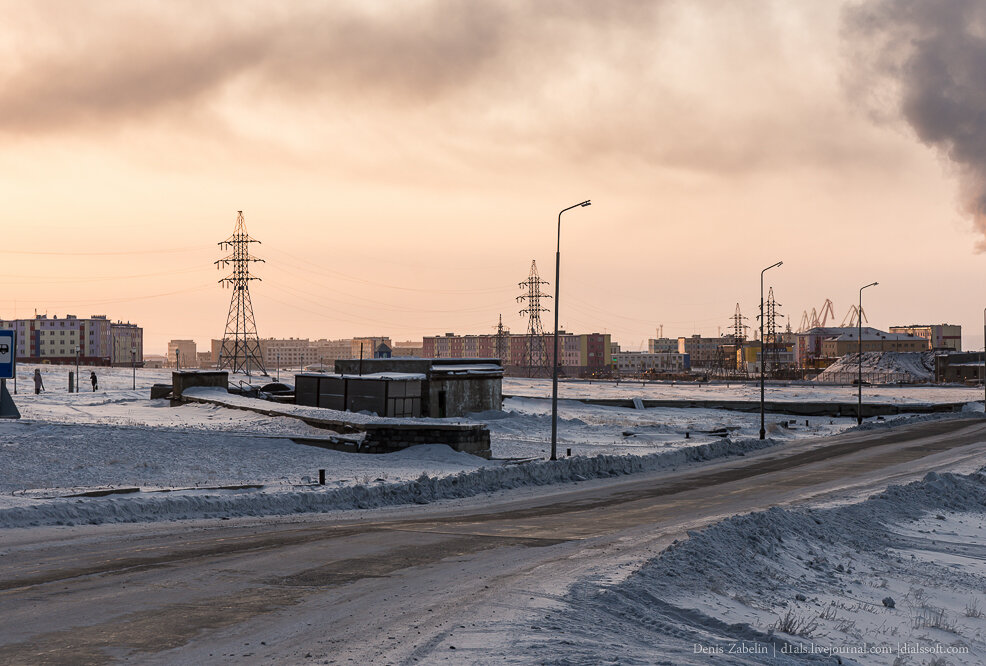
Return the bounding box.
[507,376,985,405]
[527,469,986,665]
[0,364,981,528]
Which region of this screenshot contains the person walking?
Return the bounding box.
[33,369,44,395]
[90,371,98,392]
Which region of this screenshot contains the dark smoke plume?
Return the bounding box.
[843,0,986,249]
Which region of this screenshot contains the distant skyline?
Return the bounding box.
[2,1,984,354]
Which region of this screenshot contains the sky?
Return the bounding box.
[1,0,984,354]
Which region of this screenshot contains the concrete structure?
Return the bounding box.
[0,314,141,366]
[613,351,690,375]
[890,324,962,351]
[422,331,611,377]
[172,370,229,399]
[167,339,197,369]
[332,357,503,418]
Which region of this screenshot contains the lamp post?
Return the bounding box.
[857,281,878,425]
[75,346,80,394]
[551,199,591,461]
[759,261,783,440]
[131,346,136,390]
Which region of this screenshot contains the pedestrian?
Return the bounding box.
[33,369,44,395]
[90,371,98,392]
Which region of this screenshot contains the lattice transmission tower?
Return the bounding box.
[765,287,783,377]
[216,211,267,376]
[494,314,509,362]
[731,303,749,342]
[516,260,551,378]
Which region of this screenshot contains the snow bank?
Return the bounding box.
[815,351,936,383]
[0,435,781,529]
[530,469,986,664]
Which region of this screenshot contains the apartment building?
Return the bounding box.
[167,340,197,368]
[422,331,611,376]
[0,314,142,366]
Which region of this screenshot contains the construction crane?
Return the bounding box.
[798,299,836,332]
[840,304,868,328]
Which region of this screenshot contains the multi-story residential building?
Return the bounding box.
[392,340,423,357]
[110,321,144,367]
[259,338,318,369]
[167,339,197,368]
[614,351,690,375]
[889,324,961,351]
[648,337,678,354]
[422,331,611,376]
[352,337,393,359]
[677,335,722,367]
[0,314,141,366]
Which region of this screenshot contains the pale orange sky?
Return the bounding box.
[1,1,983,354]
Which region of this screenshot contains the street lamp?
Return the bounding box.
[551,199,591,461]
[857,281,878,425]
[759,261,783,440]
[131,346,137,390]
[74,346,80,394]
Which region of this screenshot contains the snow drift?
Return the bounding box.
[0,435,780,529]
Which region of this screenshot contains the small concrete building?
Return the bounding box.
[321,357,503,418]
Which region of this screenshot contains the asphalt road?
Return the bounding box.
[2,417,985,664]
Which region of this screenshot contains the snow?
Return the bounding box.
[1,364,981,530]
[522,468,986,664]
[815,351,936,383]
[506,376,981,404]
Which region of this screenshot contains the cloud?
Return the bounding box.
[842,0,986,248]
[0,1,903,176]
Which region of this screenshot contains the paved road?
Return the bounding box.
[2,417,985,664]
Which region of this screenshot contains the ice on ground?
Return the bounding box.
[524,469,986,665]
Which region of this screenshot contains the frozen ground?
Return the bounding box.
[507,376,983,405]
[524,469,986,665]
[0,364,980,529]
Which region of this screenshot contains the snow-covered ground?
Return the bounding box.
[525,469,986,665]
[506,376,983,405]
[0,364,980,529]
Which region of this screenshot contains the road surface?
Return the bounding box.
[1,417,985,664]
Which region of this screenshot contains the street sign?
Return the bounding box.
[0,329,14,380]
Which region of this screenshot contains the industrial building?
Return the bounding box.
[294,357,503,418]
[889,324,961,351]
[0,314,143,366]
